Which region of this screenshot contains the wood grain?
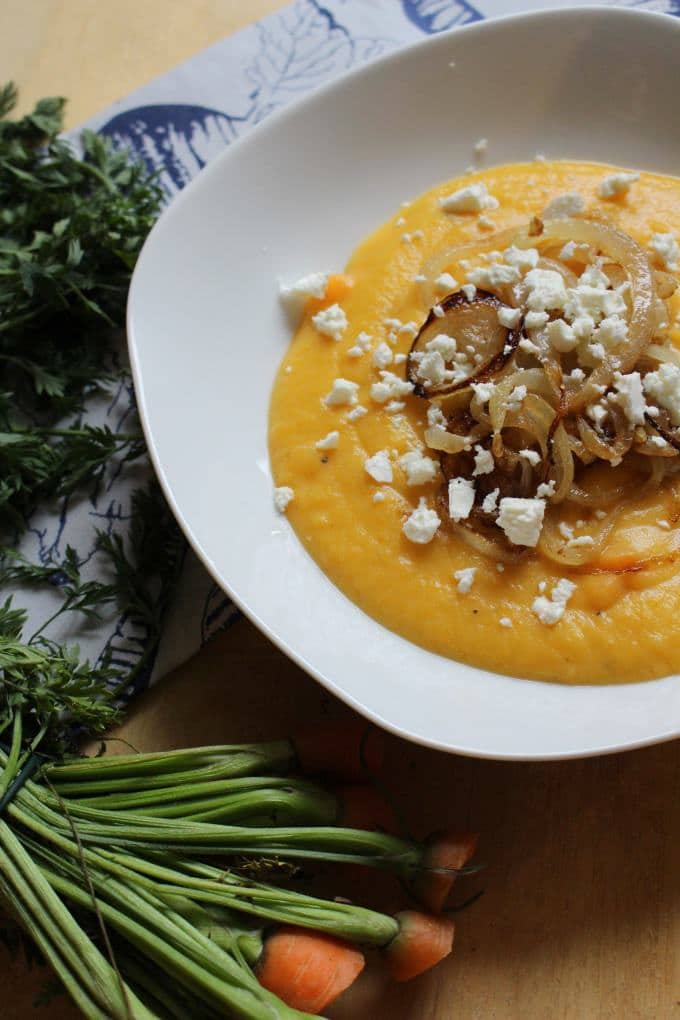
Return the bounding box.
[2,3,680,1017]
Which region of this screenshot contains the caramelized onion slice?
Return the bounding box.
[407,289,521,398]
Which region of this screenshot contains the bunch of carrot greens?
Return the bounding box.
[0,84,480,1017]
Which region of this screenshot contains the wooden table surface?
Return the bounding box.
[3,3,680,1018]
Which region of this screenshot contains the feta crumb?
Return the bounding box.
[594,509,608,520]
[364,450,393,483]
[498,306,522,329]
[650,232,679,271]
[324,378,359,407]
[346,404,367,421]
[284,365,293,375]
[541,192,585,219]
[546,318,577,353]
[499,616,513,628]
[448,477,476,521]
[474,137,488,156]
[432,303,445,318]
[273,486,294,514]
[558,521,574,541]
[536,480,556,499]
[372,342,394,369]
[594,315,628,349]
[532,578,576,625]
[473,445,494,476]
[524,268,568,312]
[471,381,496,403]
[497,497,545,547]
[519,448,541,467]
[482,488,500,513]
[425,334,457,359]
[279,271,329,315]
[427,404,447,428]
[312,303,348,341]
[508,385,527,410]
[398,450,438,487]
[401,232,412,243]
[435,272,459,293]
[403,498,441,544]
[461,283,477,301]
[394,353,407,364]
[657,519,671,530]
[415,350,447,387]
[370,371,414,404]
[567,535,595,548]
[385,400,405,414]
[503,246,540,272]
[612,371,646,425]
[440,182,499,214]
[643,363,680,425]
[373,490,386,503]
[346,345,365,359]
[538,581,547,593]
[598,172,639,199]
[649,434,667,448]
[412,230,424,240]
[315,430,339,451]
[399,321,419,338]
[414,273,427,284]
[396,216,406,226]
[524,310,549,330]
[454,566,477,594]
[468,262,520,289]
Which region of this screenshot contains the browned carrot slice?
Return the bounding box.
[414,830,479,913]
[257,925,365,1014]
[385,910,455,982]
[292,718,384,781]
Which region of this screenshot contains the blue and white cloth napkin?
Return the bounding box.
[19,0,678,695]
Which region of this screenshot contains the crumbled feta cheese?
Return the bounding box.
[567,367,586,383]
[587,401,609,427]
[650,232,679,271]
[497,497,545,547]
[284,365,293,375]
[435,272,458,293]
[471,381,496,403]
[273,486,294,513]
[564,282,626,323]
[524,310,549,330]
[567,535,595,548]
[412,230,424,240]
[497,306,522,329]
[536,479,556,499]
[532,578,576,625]
[454,566,477,594]
[364,450,393,483]
[587,342,605,362]
[373,490,386,503]
[403,498,441,544]
[482,488,500,513]
[416,350,447,387]
[347,331,372,357]
[401,232,412,243]
[612,371,646,425]
[546,318,577,352]
[385,401,405,414]
[519,448,541,467]
[427,404,447,428]
[440,182,499,214]
[394,353,407,365]
[396,216,406,227]
[324,378,359,407]
[347,345,365,358]
[594,509,608,520]
[425,334,457,359]
[279,272,329,314]
[538,581,547,593]
[594,315,628,349]
[503,245,540,272]
[499,616,513,628]
[399,450,439,486]
[414,273,427,284]
[657,519,671,530]
[315,430,339,451]
[598,172,639,199]
[370,371,414,404]
[432,304,445,318]
[473,445,494,476]
[461,283,477,301]
[478,215,496,231]
[541,192,585,219]
[474,137,488,156]
[649,434,667,448]
[524,268,568,312]
[508,385,527,410]
[346,404,367,421]
[312,303,348,341]
[372,342,394,369]
[448,477,476,521]
[643,363,680,425]
[468,262,520,289]
[558,521,574,541]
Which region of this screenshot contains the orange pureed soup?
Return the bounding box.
[269,162,680,684]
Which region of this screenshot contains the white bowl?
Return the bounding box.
[128,6,680,760]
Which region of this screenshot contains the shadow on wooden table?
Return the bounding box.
[4,618,679,1019]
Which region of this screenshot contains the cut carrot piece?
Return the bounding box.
[413,830,479,913]
[336,785,398,833]
[257,926,365,1014]
[292,718,384,781]
[307,273,353,312]
[385,911,455,982]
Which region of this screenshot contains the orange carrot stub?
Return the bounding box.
[414,830,479,913]
[385,911,455,982]
[257,926,365,1014]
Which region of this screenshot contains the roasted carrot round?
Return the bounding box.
[414,830,479,913]
[384,910,455,982]
[291,718,384,782]
[256,925,365,1014]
